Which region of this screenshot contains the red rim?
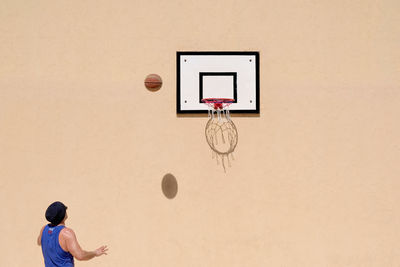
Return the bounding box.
[201,98,235,104]
[201,98,235,110]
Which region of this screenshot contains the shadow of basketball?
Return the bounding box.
[161,173,178,199]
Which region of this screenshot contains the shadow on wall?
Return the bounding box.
[162,173,178,199]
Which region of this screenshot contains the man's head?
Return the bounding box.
[45,201,68,226]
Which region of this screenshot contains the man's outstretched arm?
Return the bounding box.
[62,228,108,261]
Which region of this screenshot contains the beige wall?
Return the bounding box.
[1,0,400,266]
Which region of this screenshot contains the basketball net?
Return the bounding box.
[202,99,238,172]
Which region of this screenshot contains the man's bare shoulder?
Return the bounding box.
[60,227,76,239]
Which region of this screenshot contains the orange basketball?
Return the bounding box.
[144,74,162,90]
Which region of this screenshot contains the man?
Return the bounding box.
[37,201,108,266]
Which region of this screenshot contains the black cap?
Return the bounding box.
[45,201,67,226]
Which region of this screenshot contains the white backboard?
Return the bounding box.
[177,52,259,113]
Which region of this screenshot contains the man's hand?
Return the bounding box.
[95,245,108,257]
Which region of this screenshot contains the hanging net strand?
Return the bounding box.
[202,98,238,172]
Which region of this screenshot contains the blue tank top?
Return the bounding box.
[41,225,74,267]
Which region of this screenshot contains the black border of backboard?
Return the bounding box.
[177,51,260,114]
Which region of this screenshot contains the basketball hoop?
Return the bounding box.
[201,98,238,172]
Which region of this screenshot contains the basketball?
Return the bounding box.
[144,74,162,90]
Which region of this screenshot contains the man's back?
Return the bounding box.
[41,225,74,267]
